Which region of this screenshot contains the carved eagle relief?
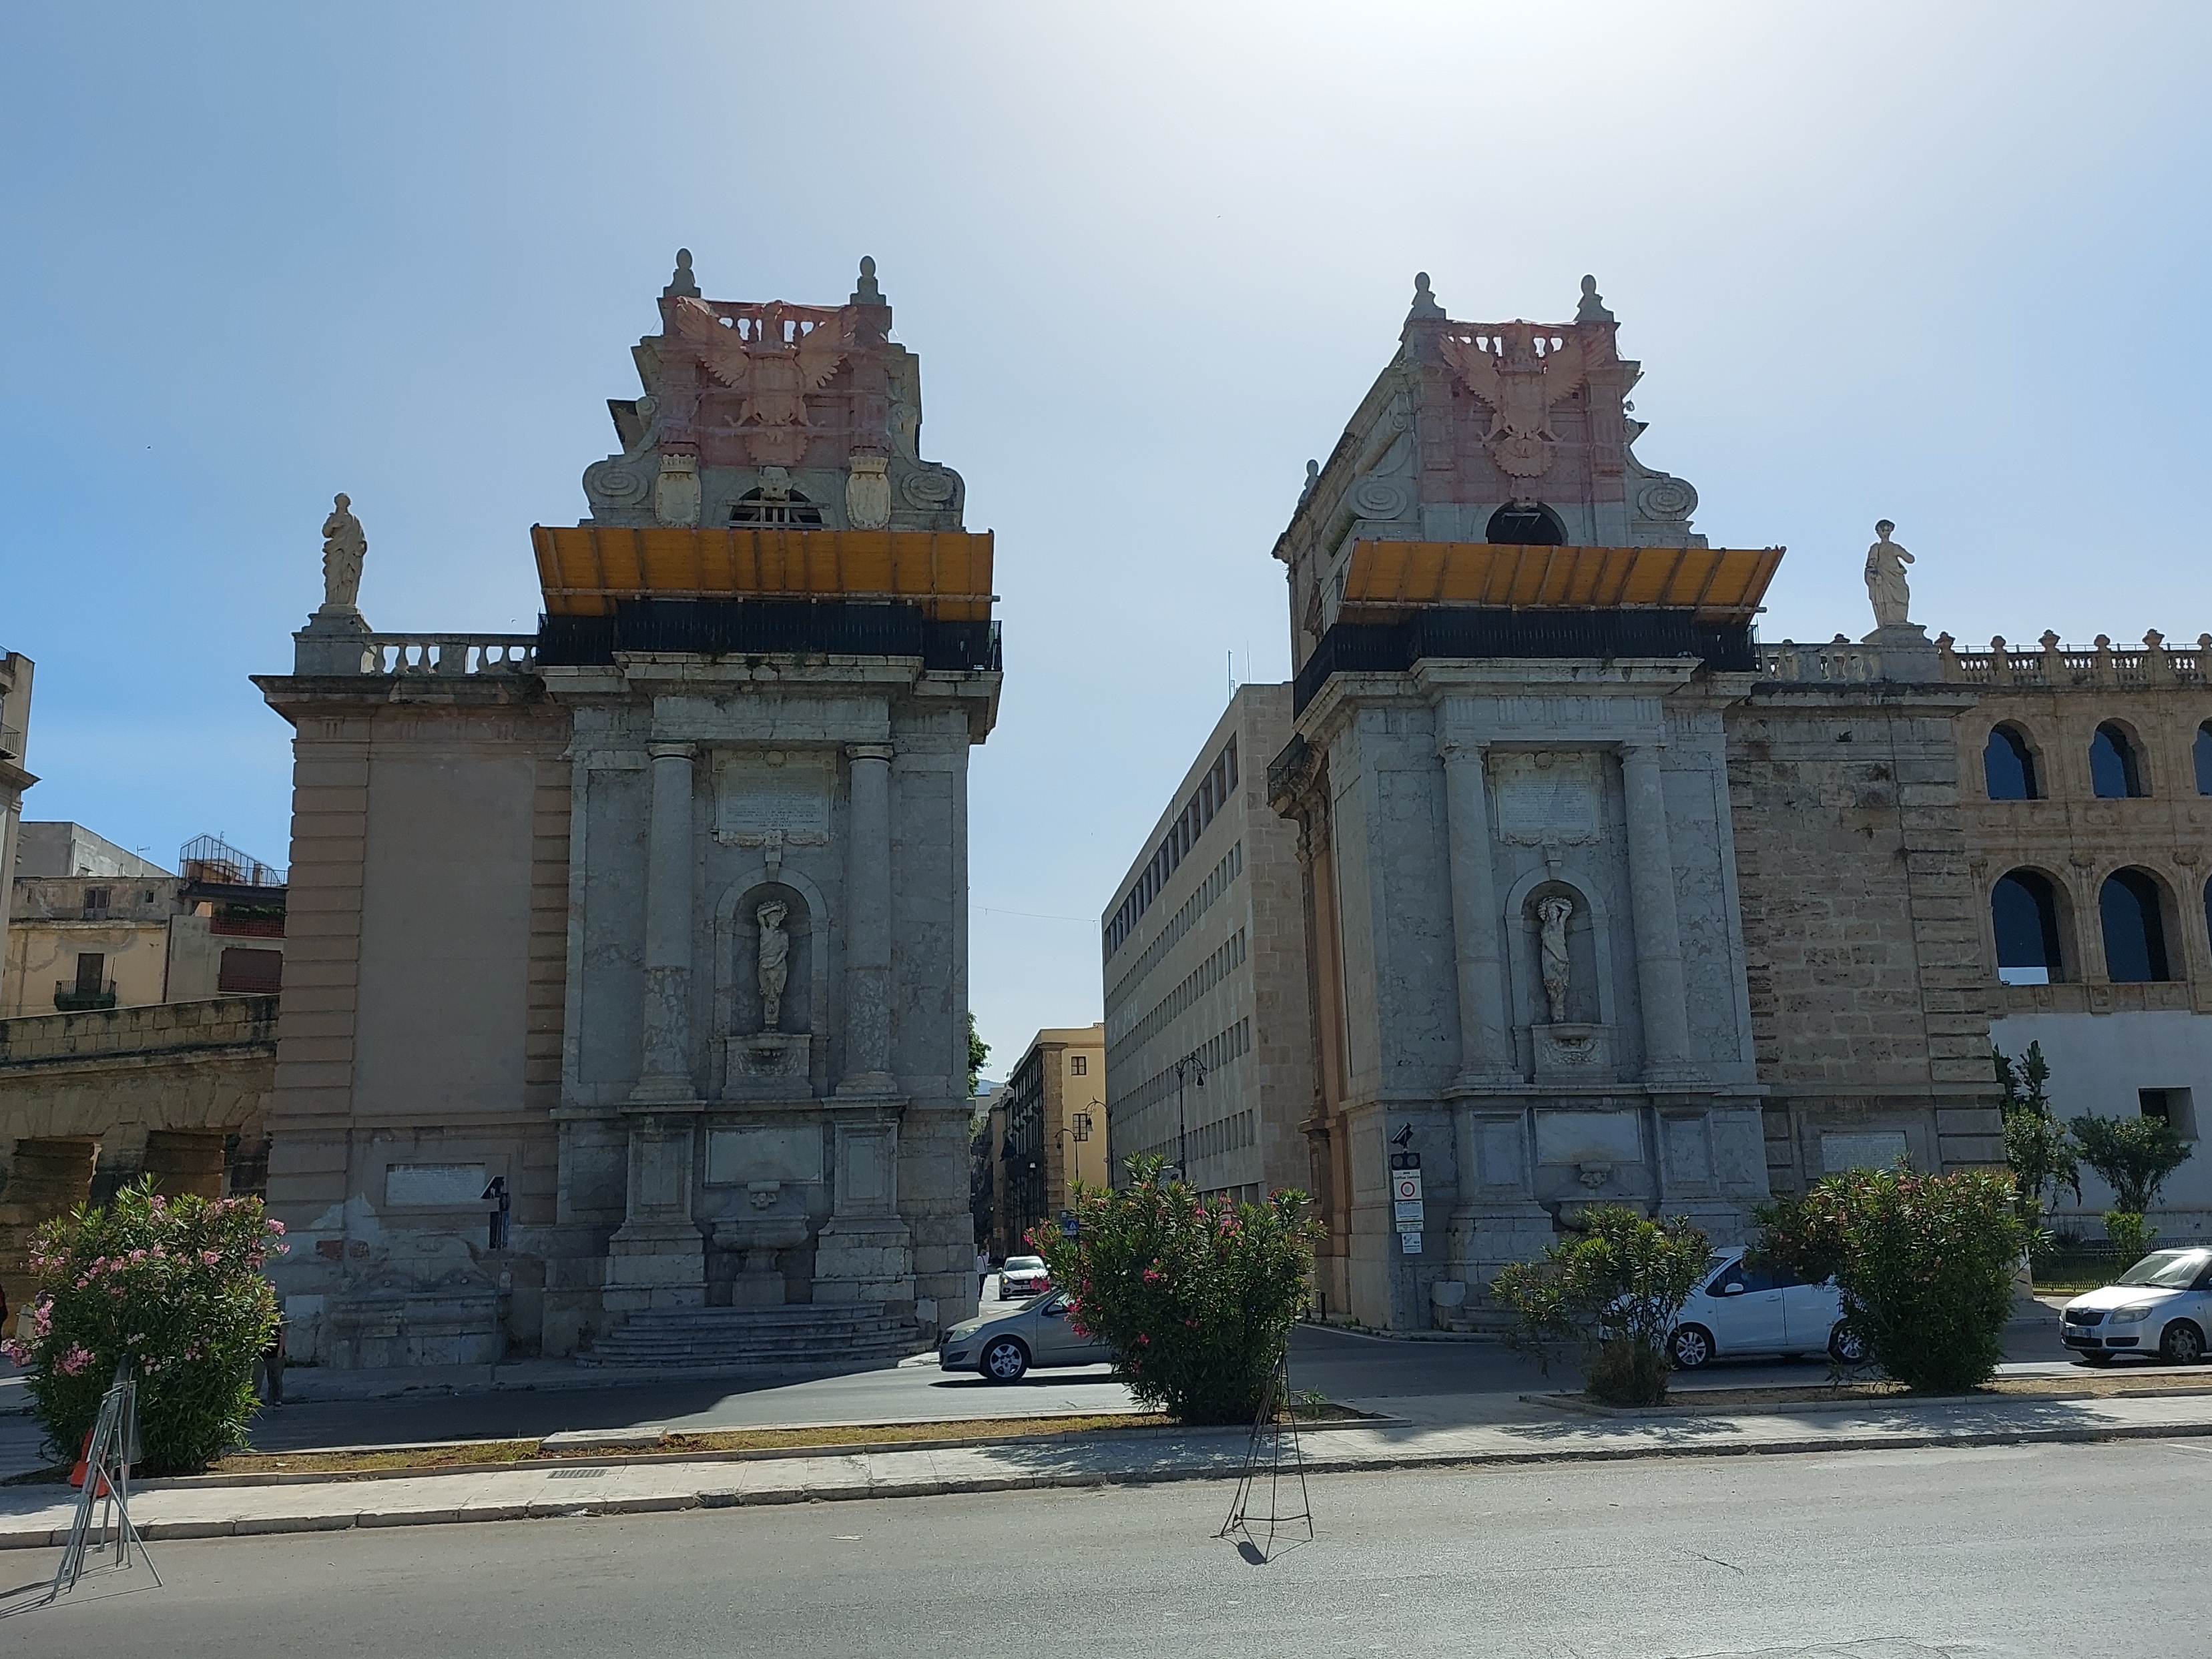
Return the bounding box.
[1437,322,1598,479]
[668,296,852,430]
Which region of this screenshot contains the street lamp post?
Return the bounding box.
[1173,1056,1205,1182]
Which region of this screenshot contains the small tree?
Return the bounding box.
[1033,1157,1319,1425]
[965,1012,991,1100]
[2069,1112,2192,1216]
[1996,1042,2079,1227]
[1489,1206,1709,1407]
[1,1179,284,1475]
[1759,1167,2027,1394]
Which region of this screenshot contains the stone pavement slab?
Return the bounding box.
[3,1387,2211,1551]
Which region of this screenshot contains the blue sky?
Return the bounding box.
[3,3,2207,1068]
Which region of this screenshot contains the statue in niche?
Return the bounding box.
[756,900,790,1031]
[1864,519,1915,629]
[1536,894,1575,1024]
[320,493,366,613]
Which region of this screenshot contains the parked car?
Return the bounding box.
[997,1255,1051,1299]
[1668,1249,1868,1369]
[938,1290,1109,1381]
[2059,1247,2212,1365]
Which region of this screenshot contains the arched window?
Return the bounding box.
[2195,721,2212,795]
[1485,503,1567,546]
[2100,868,2172,982]
[1982,724,2040,800]
[1991,870,2064,984]
[2090,722,2147,798]
[731,488,824,527]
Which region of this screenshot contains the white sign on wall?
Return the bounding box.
[384,1163,488,1207]
[715,751,834,842]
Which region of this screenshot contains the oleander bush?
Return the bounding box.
[2,1179,285,1474]
[1757,1166,2027,1394]
[2070,1112,2192,1218]
[1490,1205,1710,1407]
[1033,1156,1320,1425]
[2103,1209,2155,1267]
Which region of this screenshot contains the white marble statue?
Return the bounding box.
[320,493,367,614]
[1864,519,1914,629]
[1536,894,1574,1024]
[756,900,790,1031]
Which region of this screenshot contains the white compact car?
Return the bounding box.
[2060,1247,2212,1364]
[1669,1249,1868,1369]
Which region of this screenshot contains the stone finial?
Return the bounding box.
[1575,274,1615,323]
[850,254,885,306]
[319,492,367,615]
[1408,272,1445,320]
[663,248,701,298]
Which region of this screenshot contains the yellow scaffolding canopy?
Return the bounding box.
[1340,541,1783,621]
[532,526,995,621]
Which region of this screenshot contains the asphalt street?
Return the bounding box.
[3,1435,2199,1656]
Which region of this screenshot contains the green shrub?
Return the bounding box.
[2103,1209,2155,1266]
[1489,1206,1709,1406]
[1033,1156,1319,1425]
[1996,1042,2079,1226]
[2,1179,284,1474]
[2070,1113,2192,1215]
[1758,1167,2026,1394]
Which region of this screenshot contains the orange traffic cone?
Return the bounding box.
[68,1429,91,1489]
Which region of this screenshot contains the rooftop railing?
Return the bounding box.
[365,635,538,676]
[1755,630,2210,688]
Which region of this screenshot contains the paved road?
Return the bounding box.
[3,1435,2200,1655]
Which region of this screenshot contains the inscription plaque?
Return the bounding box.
[715,751,833,842]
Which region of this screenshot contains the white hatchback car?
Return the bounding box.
[1669,1249,1868,1369]
[2060,1247,2212,1365]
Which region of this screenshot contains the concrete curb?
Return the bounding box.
[0,1410,2203,1550]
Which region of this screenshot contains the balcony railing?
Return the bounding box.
[53,980,118,1012]
[364,635,538,676]
[1757,630,2212,688]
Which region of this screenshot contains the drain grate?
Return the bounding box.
[546,1467,607,1479]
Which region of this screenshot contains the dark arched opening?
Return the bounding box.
[1991,870,2065,984]
[2100,868,2172,982]
[732,488,824,527]
[2091,722,2147,799]
[2195,721,2212,795]
[1983,724,2040,800]
[1485,503,1567,546]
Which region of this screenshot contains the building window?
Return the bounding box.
[730,488,824,526]
[2099,868,2172,982]
[1485,502,1567,545]
[2141,1088,2198,1140]
[218,948,284,995]
[1069,1054,1087,1076]
[73,952,106,995]
[1991,870,2064,984]
[2090,722,2147,799]
[81,886,111,919]
[2196,721,2212,795]
[1982,724,2040,800]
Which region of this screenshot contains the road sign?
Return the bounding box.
[1399,1230,1422,1255]
[1392,1199,1425,1226]
[1392,1171,1423,1203]
[1389,1150,1422,1171]
[1059,1211,1080,1239]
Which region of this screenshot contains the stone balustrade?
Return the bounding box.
[365,635,537,676]
[1757,629,2209,688]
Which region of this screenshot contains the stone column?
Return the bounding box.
[1620,743,1694,1078]
[1438,735,1514,1086]
[631,743,698,1102]
[840,743,896,1094]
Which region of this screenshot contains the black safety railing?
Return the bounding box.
[537,599,1001,673]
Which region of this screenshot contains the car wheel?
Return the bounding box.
[981,1336,1030,1382]
[1828,1323,1870,1365]
[1669,1325,1714,1370]
[2159,1321,2205,1365]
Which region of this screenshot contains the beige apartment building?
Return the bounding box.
[989,1024,1105,1259]
[1101,685,1313,1206]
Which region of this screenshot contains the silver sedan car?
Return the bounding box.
[938,1290,1110,1382]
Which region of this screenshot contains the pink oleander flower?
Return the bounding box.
[202,1250,222,1267]
[29,1301,51,1338]
[55,1345,94,1377]
[0,1340,27,1366]
[266,1219,286,1235]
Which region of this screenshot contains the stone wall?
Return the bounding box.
[1725,682,2003,1192]
[0,994,276,1309]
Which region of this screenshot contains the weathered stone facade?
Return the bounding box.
[1266,276,2008,1329]
[256,255,1000,1368]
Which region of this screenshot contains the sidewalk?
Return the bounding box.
[4,1387,2210,1550]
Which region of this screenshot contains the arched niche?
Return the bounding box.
[713,866,832,1072]
[1501,868,1616,1033]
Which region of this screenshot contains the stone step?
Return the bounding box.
[575,1301,924,1368]
[611,1303,894,1327]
